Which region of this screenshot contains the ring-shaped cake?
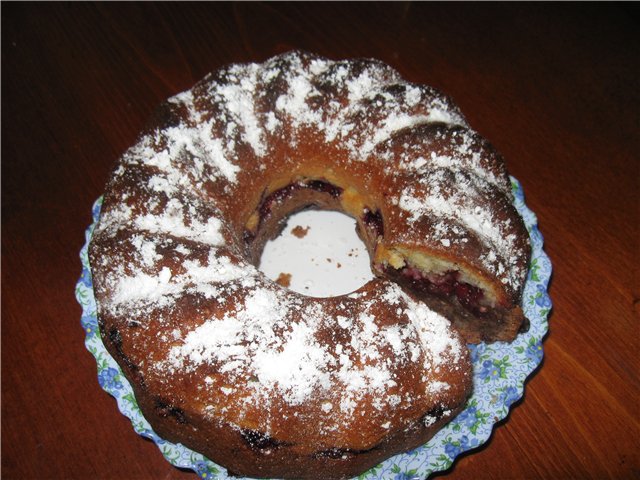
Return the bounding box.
[89,51,530,479]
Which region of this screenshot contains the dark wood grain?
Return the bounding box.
[2,3,638,479]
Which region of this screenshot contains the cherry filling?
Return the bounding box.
[312,444,378,459]
[424,403,446,421]
[362,208,384,238]
[108,327,140,374]
[305,179,343,198]
[244,179,346,262]
[258,179,343,219]
[154,398,187,424]
[397,267,488,316]
[240,428,290,451]
[258,183,298,219]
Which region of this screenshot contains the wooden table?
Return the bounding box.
[3,3,638,479]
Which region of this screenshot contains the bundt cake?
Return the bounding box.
[89,50,530,479]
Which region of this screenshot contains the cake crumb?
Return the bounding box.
[291,225,310,238]
[275,272,292,287]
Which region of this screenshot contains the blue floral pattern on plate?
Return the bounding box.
[76,177,551,479]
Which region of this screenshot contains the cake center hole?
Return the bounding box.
[259,210,374,297]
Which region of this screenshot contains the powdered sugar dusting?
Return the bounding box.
[259,51,468,161]
[252,320,332,404]
[104,241,255,313]
[214,65,267,157]
[90,51,526,433]
[163,282,462,414]
[134,198,224,245]
[166,287,330,406]
[396,167,520,288]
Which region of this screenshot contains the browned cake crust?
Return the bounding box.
[89,51,530,479]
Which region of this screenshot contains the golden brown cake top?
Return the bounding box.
[95,51,528,305]
[91,224,469,443]
[90,49,531,439]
